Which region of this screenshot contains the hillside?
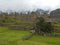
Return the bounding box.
[50,9,60,22]
[0,27,60,45]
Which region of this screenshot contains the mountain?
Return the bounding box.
[50,9,60,22]
[36,9,49,14]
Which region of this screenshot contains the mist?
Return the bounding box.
[0,0,60,11]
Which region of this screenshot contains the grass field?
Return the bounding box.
[0,27,60,45]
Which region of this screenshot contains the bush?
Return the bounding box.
[35,17,53,35]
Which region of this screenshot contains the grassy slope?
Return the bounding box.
[29,35,60,45]
[0,27,60,45]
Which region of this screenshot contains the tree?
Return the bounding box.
[35,17,53,36]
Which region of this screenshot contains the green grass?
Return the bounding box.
[0,27,60,45]
[53,23,60,26]
[29,35,60,45]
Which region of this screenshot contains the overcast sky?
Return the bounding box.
[0,0,60,11]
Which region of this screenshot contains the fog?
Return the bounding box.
[0,0,60,11]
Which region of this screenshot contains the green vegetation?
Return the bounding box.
[35,17,53,35]
[0,27,60,45]
[0,9,60,45]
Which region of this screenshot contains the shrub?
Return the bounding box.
[35,17,53,35]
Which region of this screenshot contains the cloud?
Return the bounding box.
[0,0,60,11]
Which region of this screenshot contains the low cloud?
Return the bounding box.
[0,0,60,11]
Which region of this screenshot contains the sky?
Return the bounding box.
[0,0,60,11]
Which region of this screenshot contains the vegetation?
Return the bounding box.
[0,8,60,45]
[0,27,60,45]
[35,17,53,35]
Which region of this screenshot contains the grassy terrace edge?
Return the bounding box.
[0,27,60,45]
